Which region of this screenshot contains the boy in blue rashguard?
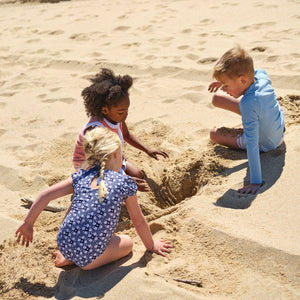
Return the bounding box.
[208,46,285,195]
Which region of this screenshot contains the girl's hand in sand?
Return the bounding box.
[15,222,33,247]
[146,149,169,160]
[150,239,173,257]
[208,81,222,93]
[132,177,150,192]
[238,183,262,195]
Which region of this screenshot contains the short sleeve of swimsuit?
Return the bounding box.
[57,168,137,268]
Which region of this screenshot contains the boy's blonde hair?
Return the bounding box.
[83,127,121,201]
[213,46,254,80]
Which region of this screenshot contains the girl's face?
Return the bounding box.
[102,97,130,124]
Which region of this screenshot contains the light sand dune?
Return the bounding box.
[0,0,299,299]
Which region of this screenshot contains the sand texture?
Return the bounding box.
[0,0,299,299]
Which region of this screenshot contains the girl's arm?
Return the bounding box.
[15,177,74,247]
[125,195,172,256]
[122,121,168,160]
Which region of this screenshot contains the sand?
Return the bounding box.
[0,0,299,299]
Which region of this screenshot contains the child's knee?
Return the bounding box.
[136,169,144,179]
[210,128,218,142]
[211,94,220,107]
[122,235,133,253]
[131,168,144,179]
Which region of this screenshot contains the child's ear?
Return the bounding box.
[101,106,109,115]
[240,75,247,85]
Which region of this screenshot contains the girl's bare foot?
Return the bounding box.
[53,250,74,268]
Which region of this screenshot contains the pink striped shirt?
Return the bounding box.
[73,117,124,170]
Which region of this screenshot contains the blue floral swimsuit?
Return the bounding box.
[57,167,137,267]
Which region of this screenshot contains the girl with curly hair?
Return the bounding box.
[73,68,168,191]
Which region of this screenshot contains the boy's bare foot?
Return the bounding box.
[53,250,74,268]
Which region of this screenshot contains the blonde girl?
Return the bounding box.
[15,127,172,270]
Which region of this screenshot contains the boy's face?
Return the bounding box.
[218,73,247,99]
[102,97,130,124]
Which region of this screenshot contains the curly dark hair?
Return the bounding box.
[82,68,133,118]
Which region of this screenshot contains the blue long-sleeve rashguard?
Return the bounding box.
[239,69,285,184]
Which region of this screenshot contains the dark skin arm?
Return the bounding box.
[122,121,169,160]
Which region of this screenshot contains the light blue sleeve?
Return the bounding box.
[240,98,262,184]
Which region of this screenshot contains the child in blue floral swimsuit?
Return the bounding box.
[16,127,172,270]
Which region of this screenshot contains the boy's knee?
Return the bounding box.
[210,128,218,143]
[211,94,221,107]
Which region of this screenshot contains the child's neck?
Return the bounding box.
[242,76,255,95]
[105,160,120,173]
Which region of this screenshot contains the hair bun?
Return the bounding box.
[120,75,133,90]
[108,85,122,100]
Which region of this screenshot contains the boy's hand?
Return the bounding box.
[15,222,33,247]
[238,183,262,195]
[208,81,222,93]
[147,149,169,160]
[150,239,173,257]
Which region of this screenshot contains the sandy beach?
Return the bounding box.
[0,0,299,299]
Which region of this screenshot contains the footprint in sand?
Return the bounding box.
[37,93,47,99]
[26,38,40,44]
[199,18,214,25]
[185,53,199,61]
[181,28,192,34]
[22,133,36,139]
[69,33,89,41]
[113,26,131,32]
[49,87,60,92]
[42,98,76,104]
[118,14,128,20]
[177,45,190,50]
[197,57,218,64]
[251,46,267,52]
[182,93,201,103]
[240,21,275,31]
[55,119,64,126]
[183,85,205,92]
[47,30,64,35]
[121,42,141,48]
[162,98,176,104]
[0,129,6,137]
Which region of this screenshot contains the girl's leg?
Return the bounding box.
[125,160,143,178]
[212,93,241,115]
[82,234,133,271]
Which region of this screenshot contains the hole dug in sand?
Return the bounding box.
[145,149,225,208]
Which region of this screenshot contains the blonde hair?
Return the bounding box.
[213,46,254,80]
[83,127,121,202]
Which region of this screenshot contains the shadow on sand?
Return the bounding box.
[54,251,152,299]
[214,142,286,209]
